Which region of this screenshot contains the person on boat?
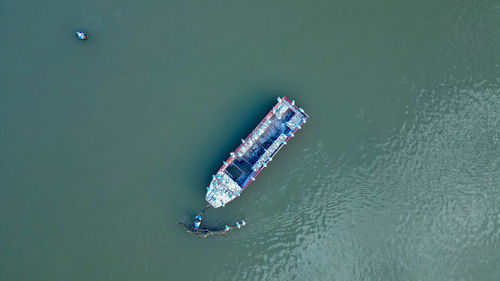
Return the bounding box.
[193,215,202,229]
[76,31,88,40]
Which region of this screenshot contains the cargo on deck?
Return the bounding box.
[205,97,309,208]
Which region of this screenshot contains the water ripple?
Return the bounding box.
[214,79,500,281]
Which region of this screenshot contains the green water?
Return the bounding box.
[1,0,500,280]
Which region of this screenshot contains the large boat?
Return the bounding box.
[205,97,309,208]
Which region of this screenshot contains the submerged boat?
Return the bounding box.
[182,217,247,237]
[205,97,309,208]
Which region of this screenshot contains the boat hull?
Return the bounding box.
[205,97,309,208]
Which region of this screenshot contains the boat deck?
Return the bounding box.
[205,97,308,208]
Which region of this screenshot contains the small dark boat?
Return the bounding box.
[182,215,247,237]
[184,225,228,237]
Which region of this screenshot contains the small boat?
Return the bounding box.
[205,97,309,208]
[183,224,227,237]
[182,215,246,237]
[76,31,88,40]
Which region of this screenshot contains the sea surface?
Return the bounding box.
[1,0,500,280]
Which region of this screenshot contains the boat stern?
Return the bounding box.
[205,172,242,208]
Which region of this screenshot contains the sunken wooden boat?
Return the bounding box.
[205,97,309,208]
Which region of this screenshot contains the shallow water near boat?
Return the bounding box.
[1,0,500,280]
